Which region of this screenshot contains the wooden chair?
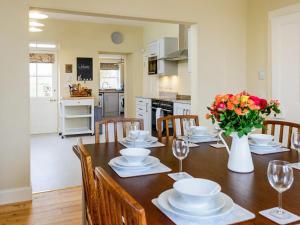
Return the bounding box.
[157,115,199,140]
[262,120,300,149]
[77,138,101,225]
[95,117,144,144]
[95,167,147,225]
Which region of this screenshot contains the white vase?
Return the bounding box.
[219,132,254,173]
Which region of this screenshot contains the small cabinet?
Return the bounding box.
[136,97,152,132]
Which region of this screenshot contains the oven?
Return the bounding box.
[151,99,174,136]
[148,55,158,75]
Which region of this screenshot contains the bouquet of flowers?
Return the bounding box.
[206,91,280,137]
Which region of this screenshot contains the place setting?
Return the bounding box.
[119,123,165,148]
[108,147,171,178]
[180,119,218,146]
[248,133,289,155]
[152,178,255,225]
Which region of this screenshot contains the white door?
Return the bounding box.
[271,12,300,123]
[30,51,58,134]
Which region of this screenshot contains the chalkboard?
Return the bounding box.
[77,57,93,81]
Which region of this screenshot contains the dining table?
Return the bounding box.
[73,138,300,225]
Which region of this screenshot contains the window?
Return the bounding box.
[29,53,55,97]
[100,63,121,89]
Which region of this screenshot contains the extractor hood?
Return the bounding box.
[164,25,189,61]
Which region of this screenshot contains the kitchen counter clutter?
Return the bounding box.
[59,97,94,138]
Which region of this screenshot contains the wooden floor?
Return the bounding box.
[0,187,82,225]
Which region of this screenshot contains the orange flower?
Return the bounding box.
[205,113,211,119]
[230,95,240,105]
[234,108,243,115]
[227,101,235,110]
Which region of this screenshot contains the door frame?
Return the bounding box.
[269,3,300,100]
[29,45,59,134]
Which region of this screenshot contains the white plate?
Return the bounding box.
[191,133,215,138]
[168,191,225,216]
[157,189,234,220]
[125,136,158,143]
[249,140,281,148]
[110,156,160,170]
[114,156,160,167]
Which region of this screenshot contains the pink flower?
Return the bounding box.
[217,102,226,111]
[259,99,268,110]
[249,96,261,106]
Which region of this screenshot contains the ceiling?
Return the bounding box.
[45,11,149,27]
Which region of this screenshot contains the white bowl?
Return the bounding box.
[129,130,150,141]
[173,178,221,204]
[119,148,150,163]
[191,126,208,135]
[249,134,273,146]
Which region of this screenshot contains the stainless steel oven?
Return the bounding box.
[151,99,173,136]
[148,55,158,75]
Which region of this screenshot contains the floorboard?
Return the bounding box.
[0,187,82,225]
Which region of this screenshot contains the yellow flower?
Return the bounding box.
[241,95,249,103]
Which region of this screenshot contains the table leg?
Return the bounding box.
[82,187,87,225]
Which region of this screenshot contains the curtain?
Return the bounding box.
[29,53,55,63]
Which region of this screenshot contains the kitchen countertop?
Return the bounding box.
[136,96,191,104]
[99,89,124,93]
[61,96,94,100]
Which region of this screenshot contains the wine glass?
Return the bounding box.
[267,160,294,219]
[172,139,190,179]
[292,131,300,169]
[184,119,195,143]
[128,123,140,147]
[213,123,222,145]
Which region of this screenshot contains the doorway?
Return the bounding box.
[29,43,58,134]
[271,9,300,123]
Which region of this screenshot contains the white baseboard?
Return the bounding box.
[0,186,32,205]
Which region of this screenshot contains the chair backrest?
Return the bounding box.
[95,167,147,225]
[157,115,199,140]
[95,117,144,144]
[262,120,300,149]
[78,138,100,225]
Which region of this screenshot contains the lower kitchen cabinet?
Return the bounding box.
[136,97,152,132]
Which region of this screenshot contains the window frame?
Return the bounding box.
[29,48,58,98]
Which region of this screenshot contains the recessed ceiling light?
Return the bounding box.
[29,12,48,19]
[29,27,43,32]
[29,21,45,27]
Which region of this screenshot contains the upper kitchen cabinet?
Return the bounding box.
[146,38,178,76]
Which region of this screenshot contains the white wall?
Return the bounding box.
[30,19,143,113]
[247,0,300,98]
[0,0,32,204]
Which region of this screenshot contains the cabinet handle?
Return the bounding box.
[146,103,148,112]
[138,108,143,110]
[138,114,143,117]
[183,109,186,115]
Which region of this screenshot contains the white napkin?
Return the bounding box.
[288,162,300,170]
[119,140,165,148]
[168,172,193,181]
[259,207,300,225]
[152,199,255,225]
[108,162,171,178]
[250,147,289,155]
[210,143,226,148]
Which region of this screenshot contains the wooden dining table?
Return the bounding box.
[73,139,300,225]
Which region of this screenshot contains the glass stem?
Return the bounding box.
[179,159,182,173]
[278,192,283,214]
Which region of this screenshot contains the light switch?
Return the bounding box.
[258,70,265,80]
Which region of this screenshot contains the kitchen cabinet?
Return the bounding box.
[136,97,152,132]
[174,102,191,115]
[59,97,94,138]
